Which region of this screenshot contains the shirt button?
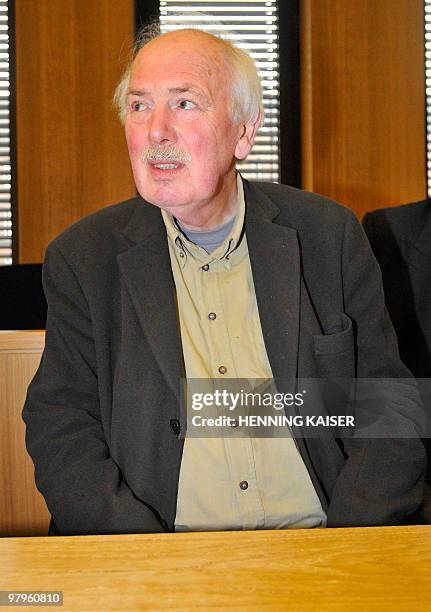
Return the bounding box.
[202,264,209,271]
[179,251,185,258]
[239,481,249,491]
[218,365,227,375]
[208,312,217,320]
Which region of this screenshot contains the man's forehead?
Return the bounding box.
[143,28,223,53]
[131,30,227,78]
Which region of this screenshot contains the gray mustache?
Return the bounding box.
[142,147,191,163]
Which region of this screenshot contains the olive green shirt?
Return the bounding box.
[162,175,326,531]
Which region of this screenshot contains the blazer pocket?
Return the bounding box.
[313,314,355,378]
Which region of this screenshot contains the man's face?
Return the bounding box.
[124,31,255,223]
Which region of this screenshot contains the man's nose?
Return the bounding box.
[148,105,176,145]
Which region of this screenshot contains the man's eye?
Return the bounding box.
[178,99,196,110]
[131,101,146,112]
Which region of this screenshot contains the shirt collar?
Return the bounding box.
[161,173,246,270]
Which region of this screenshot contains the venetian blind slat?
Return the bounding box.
[159,1,279,182]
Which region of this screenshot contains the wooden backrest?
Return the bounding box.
[0,331,50,536]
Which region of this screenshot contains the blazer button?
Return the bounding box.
[170,419,181,435]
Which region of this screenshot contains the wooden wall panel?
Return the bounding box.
[15,0,135,263]
[301,0,426,218]
[0,331,49,536]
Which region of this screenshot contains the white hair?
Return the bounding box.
[113,20,264,126]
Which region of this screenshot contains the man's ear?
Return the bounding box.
[234,112,262,160]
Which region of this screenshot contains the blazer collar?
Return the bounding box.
[412,210,431,258]
[404,204,431,272]
[121,195,166,245]
[119,181,284,244]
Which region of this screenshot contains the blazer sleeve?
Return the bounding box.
[326,210,427,527]
[22,242,167,535]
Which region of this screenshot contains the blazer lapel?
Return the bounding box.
[117,199,184,401]
[408,210,431,269]
[244,181,301,383]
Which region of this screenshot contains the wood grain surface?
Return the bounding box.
[15,0,135,263]
[0,331,50,536]
[301,0,426,217]
[0,331,45,353]
[1,526,430,610]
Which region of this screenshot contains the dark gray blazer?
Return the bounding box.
[363,200,431,485]
[23,181,426,535]
[363,201,431,378]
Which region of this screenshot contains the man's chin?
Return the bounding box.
[140,192,191,212]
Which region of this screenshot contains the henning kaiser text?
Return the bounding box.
[191,415,355,428]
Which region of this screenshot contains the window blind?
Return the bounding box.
[159,1,279,182]
[0,0,11,265]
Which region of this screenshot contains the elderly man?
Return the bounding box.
[23,27,426,535]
